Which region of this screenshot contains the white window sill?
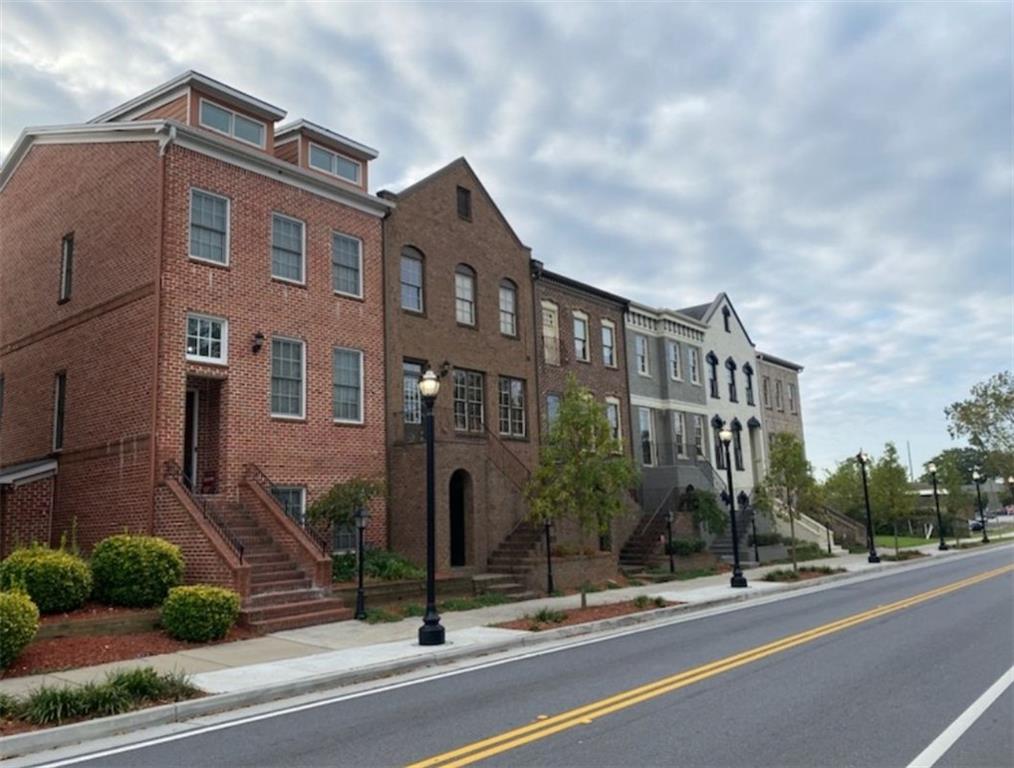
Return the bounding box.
[189,255,230,268]
[186,356,228,367]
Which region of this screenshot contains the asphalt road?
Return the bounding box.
[27,547,1014,768]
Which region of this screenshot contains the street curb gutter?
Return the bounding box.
[2,543,1010,760]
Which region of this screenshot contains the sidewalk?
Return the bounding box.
[5,539,998,700]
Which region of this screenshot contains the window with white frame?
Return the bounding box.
[635,335,650,376]
[333,524,357,552]
[638,407,655,465]
[693,415,705,457]
[271,214,304,283]
[271,337,305,418]
[403,361,422,424]
[762,376,771,407]
[674,411,686,456]
[499,280,517,336]
[185,313,228,365]
[733,426,744,471]
[272,486,306,525]
[688,347,701,384]
[775,380,784,411]
[605,398,622,447]
[453,369,484,432]
[498,377,526,437]
[401,248,424,312]
[332,347,363,423]
[714,426,727,470]
[331,232,362,297]
[542,302,560,365]
[199,99,265,148]
[668,341,681,380]
[189,189,229,265]
[601,321,616,367]
[455,265,476,325]
[573,312,590,362]
[308,142,361,184]
[788,383,797,413]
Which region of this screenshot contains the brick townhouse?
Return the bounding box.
[379,158,540,585]
[0,72,389,629]
[756,352,805,452]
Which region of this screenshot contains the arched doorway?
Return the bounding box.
[449,469,471,567]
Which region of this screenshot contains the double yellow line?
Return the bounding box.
[408,563,1014,768]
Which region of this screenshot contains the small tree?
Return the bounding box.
[936,453,974,546]
[526,375,638,538]
[869,443,916,557]
[758,433,816,572]
[306,477,385,535]
[820,458,865,523]
[945,371,1014,457]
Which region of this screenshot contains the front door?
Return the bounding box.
[449,469,469,567]
[183,389,199,488]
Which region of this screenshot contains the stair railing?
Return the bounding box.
[243,463,330,555]
[164,460,244,563]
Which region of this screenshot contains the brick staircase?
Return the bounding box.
[206,498,351,632]
[485,521,544,587]
[619,513,669,571]
[472,572,538,602]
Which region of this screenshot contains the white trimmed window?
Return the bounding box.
[499,280,517,336]
[401,248,424,312]
[498,376,526,438]
[199,99,266,148]
[638,407,655,466]
[403,361,422,424]
[789,383,797,414]
[271,213,305,283]
[674,412,686,456]
[271,337,305,418]
[542,302,560,365]
[688,347,701,384]
[189,189,229,265]
[455,265,476,325]
[775,380,784,411]
[272,486,306,525]
[573,312,590,362]
[601,321,616,367]
[605,397,622,448]
[668,341,681,380]
[185,313,228,365]
[693,415,705,457]
[308,142,361,184]
[635,335,650,376]
[453,369,484,432]
[332,347,364,423]
[331,232,363,297]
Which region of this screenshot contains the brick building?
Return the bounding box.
[380,158,539,576]
[756,352,806,451]
[0,72,389,629]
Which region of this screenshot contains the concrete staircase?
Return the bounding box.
[472,573,538,602]
[619,513,669,571]
[207,499,351,632]
[485,521,544,589]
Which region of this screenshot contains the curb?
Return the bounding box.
[2,543,1010,760]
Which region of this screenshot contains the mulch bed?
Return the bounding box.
[2,625,259,680]
[493,599,680,632]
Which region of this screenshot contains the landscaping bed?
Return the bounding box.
[493,597,679,632]
[881,551,927,562]
[762,565,846,583]
[37,602,161,639]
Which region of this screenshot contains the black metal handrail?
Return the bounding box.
[163,460,244,563]
[243,463,330,556]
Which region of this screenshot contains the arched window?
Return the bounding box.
[743,363,755,406]
[499,279,518,336]
[726,358,738,402]
[731,418,744,470]
[400,247,424,312]
[722,306,732,333]
[706,352,719,398]
[455,264,476,326]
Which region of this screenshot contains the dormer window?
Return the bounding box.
[199,99,265,148]
[309,143,361,184]
[722,306,732,333]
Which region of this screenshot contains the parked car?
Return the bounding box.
[968,519,985,532]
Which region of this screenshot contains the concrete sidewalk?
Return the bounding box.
[5,538,1000,699]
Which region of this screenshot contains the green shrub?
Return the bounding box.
[0,590,40,668]
[332,549,425,583]
[106,667,168,700]
[91,535,184,607]
[0,691,21,719]
[533,607,567,624]
[667,538,707,556]
[78,682,132,718]
[21,685,90,724]
[0,546,92,613]
[633,594,667,610]
[161,585,239,642]
[748,533,782,547]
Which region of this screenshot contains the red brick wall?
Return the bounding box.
[0,477,54,556]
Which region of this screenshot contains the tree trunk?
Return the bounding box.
[893,520,899,557]
[789,509,798,572]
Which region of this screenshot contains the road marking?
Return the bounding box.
[407,564,1014,768]
[905,666,1014,768]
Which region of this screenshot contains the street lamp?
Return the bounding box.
[543,519,555,594]
[739,491,759,563]
[718,424,747,588]
[353,506,371,620]
[1007,475,1014,507]
[418,369,445,646]
[972,469,989,544]
[928,463,948,551]
[665,509,675,574]
[856,451,880,563]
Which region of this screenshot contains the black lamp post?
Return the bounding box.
[544,519,555,594]
[418,369,445,646]
[928,463,948,551]
[972,469,989,544]
[353,506,371,620]
[665,509,675,574]
[718,424,747,588]
[857,451,880,563]
[739,491,759,563]
[1007,475,1014,507]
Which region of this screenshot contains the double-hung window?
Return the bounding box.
[573,312,589,362]
[272,486,306,525]
[199,99,265,148]
[668,341,681,380]
[331,232,363,297]
[401,248,424,312]
[542,302,560,364]
[775,381,784,411]
[605,398,622,447]
[546,394,561,428]
[674,412,686,457]
[635,335,650,376]
[271,338,305,418]
[744,365,755,406]
[271,214,305,283]
[498,377,526,438]
[499,280,517,336]
[638,407,655,466]
[788,383,797,414]
[185,313,228,365]
[688,348,701,384]
[332,347,363,423]
[457,186,472,220]
[189,189,229,265]
[52,372,66,452]
[707,353,719,398]
[309,143,361,184]
[601,321,616,367]
[59,233,73,303]
[733,427,745,471]
[762,377,771,407]
[455,265,476,325]
[453,369,484,432]
[693,415,705,457]
[403,361,422,425]
[727,360,738,402]
[714,426,727,470]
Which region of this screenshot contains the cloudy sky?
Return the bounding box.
[2,1,1010,475]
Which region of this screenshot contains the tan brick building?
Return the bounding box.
[0,72,389,629]
[756,352,806,452]
[380,158,539,575]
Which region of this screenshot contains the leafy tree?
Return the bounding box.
[933,453,974,545]
[679,486,726,535]
[919,447,987,484]
[945,372,1014,467]
[306,477,385,531]
[756,433,817,572]
[526,375,639,536]
[820,458,865,523]
[869,443,916,556]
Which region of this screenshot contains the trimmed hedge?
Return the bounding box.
[90,535,184,607]
[161,585,240,642]
[332,549,424,582]
[0,546,92,613]
[666,538,707,557]
[0,590,40,668]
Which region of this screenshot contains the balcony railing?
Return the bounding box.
[164,460,244,563]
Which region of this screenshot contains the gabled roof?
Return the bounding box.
[274,119,378,160]
[89,71,287,124]
[677,292,755,347]
[381,157,530,251]
[679,303,711,321]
